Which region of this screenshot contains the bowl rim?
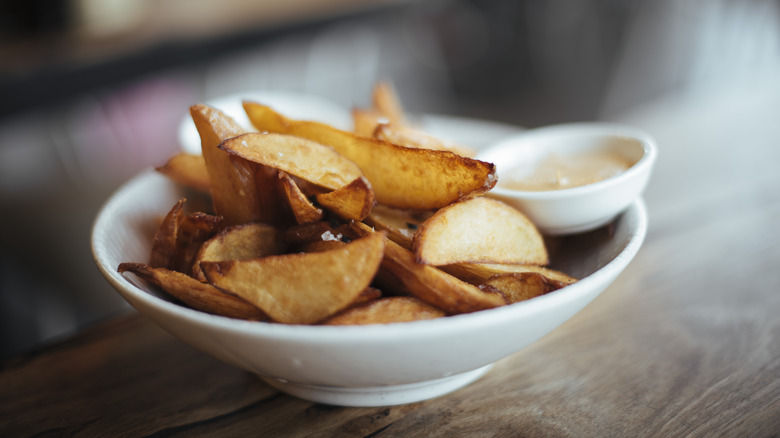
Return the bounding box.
[476,122,658,200]
[91,168,648,344]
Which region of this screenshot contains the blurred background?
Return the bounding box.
[1,0,779,359]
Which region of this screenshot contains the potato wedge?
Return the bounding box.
[442,263,577,286]
[175,211,222,276]
[363,205,431,250]
[192,222,288,281]
[315,176,374,221]
[191,104,284,226]
[373,123,475,157]
[323,296,445,325]
[278,171,324,225]
[220,132,363,191]
[118,263,267,320]
[201,231,386,324]
[352,222,506,314]
[351,108,384,137]
[156,153,210,193]
[243,102,497,210]
[371,81,406,125]
[413,197,548,266]
[480,272,565,304]
[149,199,185,270]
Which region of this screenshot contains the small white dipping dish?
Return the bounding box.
[477,123,657,235]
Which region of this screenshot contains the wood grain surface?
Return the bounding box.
[2,88,779,437]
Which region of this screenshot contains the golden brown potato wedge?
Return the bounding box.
[220,132,363,191]
[191,222,288,281]
[118,263,267,320]
[413,197,548,266]
[352,222,506,314]
[315,176,374,221]
[149,199,185,270]
[175,211,222,276]
[201,231,386,324]
[243,102,497,210]
[373,123,475,157]
[277,171,324,225]
[156,153,210,193]
[351,108,384,137]
[371,81,406,125]
[441,263,577,286]
[352,286,383,306]
[191,104,287,226]
[363,205,432,250]
[479,272,566,304]
[282,221,355,247]
[322,296,445,325]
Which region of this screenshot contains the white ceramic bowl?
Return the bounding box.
[91,168,647,406]
[477,123,657,235]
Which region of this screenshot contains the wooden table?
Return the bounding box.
[2,86,779,437]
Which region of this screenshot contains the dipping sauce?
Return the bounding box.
[500,150,634,191]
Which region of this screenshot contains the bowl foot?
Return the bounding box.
[261,364,494,407]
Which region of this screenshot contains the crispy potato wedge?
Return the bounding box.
[149,199,185,270]
[373,123,475,157]
[243,102,497,210]
[278,171,324,224]
[351,108,384,137]
[220,132,363,191]
[191,104,281,226]
[118,263,267,320]
[282,221,354,246]
[413,197,548,266]
[315,176,374,221]
[323,296,445,325]
[201,231,386,324]
[442,263,577,286]
[156,153,210,193]
[371,81,405,125]
[352,222,506,314]
[192,222,288,281]
[352,286,383,306]
[298,239,347,253]
[480,272,566,304]
[175,211,222,276]
[363,205,431,250]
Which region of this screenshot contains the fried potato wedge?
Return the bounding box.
[351,108,384,137]
[243,102,497,210]
[413,197,548,266]
[156,153,210,193]
[192,222,288,281]
[352,222,506,314]
[201,231,386,324]
[480,272,566,304]
[373,123,475,157]
[442,263,577,286]
[323,296,445,325]
[278,171,324,224]
[175,211,222,275]
[192,104,282,226]
[363,205,431,250]
[118,263,267,320]
[149,199,185,270]
[315,176,374,221]
[220,132,363,191]
[371,81,406,125]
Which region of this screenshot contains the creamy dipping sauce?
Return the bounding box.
[501,150,633,191]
